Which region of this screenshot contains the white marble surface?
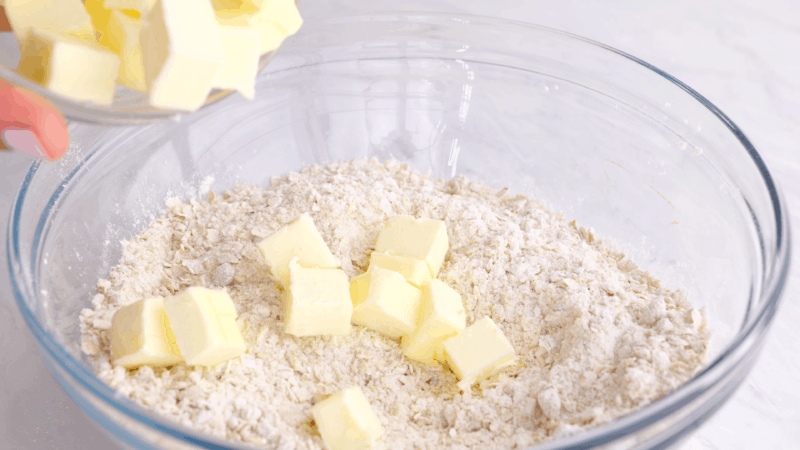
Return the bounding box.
[1,0,799,448]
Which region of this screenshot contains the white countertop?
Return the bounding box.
[2,0,798,448]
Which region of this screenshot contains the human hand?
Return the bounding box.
[0,7,69,161]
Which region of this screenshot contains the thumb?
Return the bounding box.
[0,80,70,161]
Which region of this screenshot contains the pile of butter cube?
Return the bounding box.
[4,0,302,110]
[106,212,517,450]
[109,286,246,368]
[257,213,517,392]
[256,213,518,450]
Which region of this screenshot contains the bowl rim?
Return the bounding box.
[7,11,792,449]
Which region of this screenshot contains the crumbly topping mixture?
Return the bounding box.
[80,159,709,449]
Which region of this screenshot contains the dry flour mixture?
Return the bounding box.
[80,159,709,449]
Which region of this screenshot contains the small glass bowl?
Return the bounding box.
[8,12,790,450]
[0,1,296,126]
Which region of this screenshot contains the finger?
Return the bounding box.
[0,80,70,161]
[0,6,11,33]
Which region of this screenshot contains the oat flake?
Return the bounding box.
[80,159,709,449]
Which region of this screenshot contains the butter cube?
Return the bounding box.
[213,26,261,99]
[242,0,269,9]
[441,317,516,390]
[100,10,146,91]
[368,252,432,288]
[139,0,226,112]
[401,280,466,365]
[257,213,340,287]
[213,0,258,17]
[311,387,385,450]
[103,0,156,14]
[256,0,301,54]
[349,271,370,307]
[375,216,449,277]
[215,11,277,55]
[213,0,259,25]
[259,0,302,36]
[110,297,183,369]
[212,0,300,55]
[250,0,301,55]
[257,21,286,55]
[163,287,246,366]
[351,267,422,339]
[84,0,112,38]
[86,1,140,40]
[283,258,352,337]
[17,29,120,105]
[4,0,94,41]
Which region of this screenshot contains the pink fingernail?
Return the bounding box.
[2,128,48,160]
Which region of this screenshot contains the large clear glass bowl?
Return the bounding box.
[7,12,790,450]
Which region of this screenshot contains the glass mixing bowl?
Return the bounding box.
[7,12,790,450]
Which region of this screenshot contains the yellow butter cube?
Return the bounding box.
[375,216,449,278]
[242,0,269,9]
[100,10,146,92]
[351,267,422,339]
[349,271,370,307]
[368,251,432,288]
[110,297,183,369]
[213,26,261,99]
[312,387,385,450]
[4,0,94,41]
[139,0,226,112]
[213,0,258,17]
[213,1,259,26]
[86,0,140,41]
[441,317,516,390]
[258,0,302,36]
[253,0,301,55]
[103,0,156,14]
[257,213,340,287]
[212,0,300,54]
[401,280,466,365]
[163,286,246,367]
[257,21,286,55]
[83,0,112,38]
[284,258,352,337]
[17,29,120,105]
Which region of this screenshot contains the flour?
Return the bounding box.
[79,158,710,449]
